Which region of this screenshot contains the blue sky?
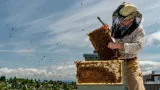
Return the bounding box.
[0,0,160,81]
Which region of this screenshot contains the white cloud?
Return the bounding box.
[6,0,160,49]
[145,31,160,46]
[4,0,47,25]
[139,61,160,75]
[46,45,59,51]
[52,48,72,54]
[0,49,35,53]
[0,68,54,80]
[138,53,160,61]
[0,62,76,81]
[129,0,160,27]
[45,0,125,48]
[4,0,160,49]
[1,60,160,81]
[5,0,125,49]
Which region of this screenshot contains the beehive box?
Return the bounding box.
[74,60,127,90]
[83,53,100,61]
[75,60,125,85]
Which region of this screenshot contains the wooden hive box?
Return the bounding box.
[74,60,127,85]
[75,60,128,90]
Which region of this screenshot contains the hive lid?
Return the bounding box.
[83,53,99,57]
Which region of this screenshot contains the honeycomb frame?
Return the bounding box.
[88,27,121,60]
[75,60,123,85]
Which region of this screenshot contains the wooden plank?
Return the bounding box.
[77,85,127,90]
[77,83,123,85]
[74,60,123,63]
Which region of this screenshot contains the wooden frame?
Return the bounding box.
[74,60,123,85]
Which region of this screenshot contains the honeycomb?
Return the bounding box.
[75,60,123,85]
[88,27,121,60]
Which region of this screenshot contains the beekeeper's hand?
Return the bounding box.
[101,24,110,30]
[108,42,124,49]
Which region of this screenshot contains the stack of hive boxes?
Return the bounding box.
[74,27,128,90]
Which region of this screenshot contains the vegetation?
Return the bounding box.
[0,76,77,90]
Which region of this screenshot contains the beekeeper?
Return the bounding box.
[102,2,146,90]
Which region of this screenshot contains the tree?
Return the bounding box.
[64,87,72,90]
[9,77,13,84]
[38,79,41,82]
[0,87,3,90]
[54,86,59,90]
[26,78,29,83]
[35,82,40,89]
[14,81,18,89]
[11,83,15,89]
[30,79,33,84]
[63,83,68,89]
[19,83,23,89]
[0,76,6,81]
[34,79,37,83]
[49,80,54,84]
[71,81,74,85]
[13,76,17,82]
[22,86,27,90]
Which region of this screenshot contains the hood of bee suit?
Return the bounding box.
[111,2,142,39]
